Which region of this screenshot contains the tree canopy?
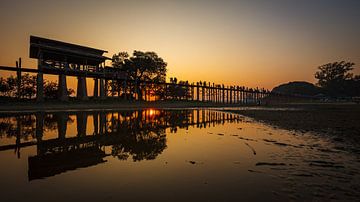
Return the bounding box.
[112,50,167,83]
[112,51,167,100]
[0,74,74,99]
[314,61,359,97]
[315,61,354,88]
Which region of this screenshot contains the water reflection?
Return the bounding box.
[0,109,240,181]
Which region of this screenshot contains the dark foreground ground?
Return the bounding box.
[224,103,360,153]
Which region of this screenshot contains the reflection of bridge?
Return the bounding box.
[0,109,241,152]
[0,109,241,180]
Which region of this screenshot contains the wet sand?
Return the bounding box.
[224,103,360,153]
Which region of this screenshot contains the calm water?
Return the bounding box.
[0,109,359,201]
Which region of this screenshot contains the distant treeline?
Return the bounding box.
[0,74,74,99]
[273,61,360,98]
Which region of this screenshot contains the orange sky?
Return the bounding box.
[0,0,359,91]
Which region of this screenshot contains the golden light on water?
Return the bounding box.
[148,109,156,117]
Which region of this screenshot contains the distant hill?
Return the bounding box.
[272,81,321,96]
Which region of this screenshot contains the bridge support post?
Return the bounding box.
[36,58,44,102]
[196,82,199,101]
[36,73,44,101]
[100,78,105,99]
[77,76,88,100]
[35,112,44,143]
[93,78,99,98]
[76,112,87,136]
[58,74,68,101]
[56,113,68,139]
[93,113,99,135]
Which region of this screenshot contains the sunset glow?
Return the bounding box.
[0,0,359,91]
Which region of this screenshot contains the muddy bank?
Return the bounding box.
[224,103,360,149]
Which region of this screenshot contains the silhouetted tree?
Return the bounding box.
[315,61,355,96]
[44,80,58,99]
[112,51,167,100]
[314,61,360,97]
[315,61,354,87]
[19,74,37,99]
[43,80,74,99]
[0,77,12,96]
[0,74,74,99]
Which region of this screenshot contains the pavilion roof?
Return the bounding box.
[29,35,110,65]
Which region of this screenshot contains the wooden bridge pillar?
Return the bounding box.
[93,78,99,98]
[226,86,229,104]
[196,82,200,101]
[208,82,211,102]
[76,112,87,136]
[77,76,88,100]
[36,73,44,101]
[245,90,248,104]
[93,113,99,135]
[35,113,44,142]
[36,59,44,102]
[221,87,223,103]
[202,82,205,101]
[241,89,244,104]
[191,84,195,101]
[235,86,238,103]
[99,112,106,135]
[16,58,22,99]
[56,113,68,139]
[58,74,68,101]
[100,78,106,99]
[218,86,220,103]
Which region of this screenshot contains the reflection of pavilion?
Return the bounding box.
[28,146,107,181]
[0,109,241,180]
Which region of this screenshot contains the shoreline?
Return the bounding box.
[223,103,360,151]
[0,100,254,113]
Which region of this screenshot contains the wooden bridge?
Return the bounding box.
[0,35,275,104]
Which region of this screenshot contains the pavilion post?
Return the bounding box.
[16,58,21,99]
[77,76,88,100]
[36,58,44,102]
[100,78,105,99]
[196,82,200,101]
[230,86,233,104]
[56,113,68,140]
[93,78,99,98]
[76,112,87,136]
[58,74,68,101]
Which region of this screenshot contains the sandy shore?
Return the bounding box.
[223,103,360,149]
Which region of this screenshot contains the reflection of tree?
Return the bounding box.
[111,131,167,161]
[0,116,36,141]
[109,110,167,161]
[0,114,74,140]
